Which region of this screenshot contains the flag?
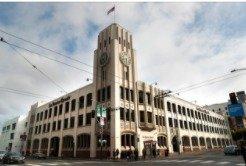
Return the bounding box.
[107,6,115,15]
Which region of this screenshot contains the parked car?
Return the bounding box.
[224,145,240,155]
[2,152,25,164]
[0,150,7,163]
[32,152,46,159]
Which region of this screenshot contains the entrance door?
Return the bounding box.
[172,136,179,152]
[50,137,60,157]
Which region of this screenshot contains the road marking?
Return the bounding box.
[26,164,42,166]
[189,160,202,163]
[176,160,189,162]
[217,161,231,165]
[39,163,59,166]
[236,164,245,166]
[200,160,215,164]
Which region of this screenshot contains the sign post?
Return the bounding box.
[96,104,107,159]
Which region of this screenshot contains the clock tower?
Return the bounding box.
[92,23,138,157]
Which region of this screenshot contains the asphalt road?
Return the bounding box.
[3,151,245,166]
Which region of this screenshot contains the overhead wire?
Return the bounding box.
[1,38,68,94]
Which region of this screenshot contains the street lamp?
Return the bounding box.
[231,68,246,73]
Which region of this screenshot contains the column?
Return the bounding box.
[189,137,193,151]
[47,138,51,156]
[58,136,63,157]
[38,139,41,153]
[198,138,201,150]
[73,135,77,157]
[30,140,33,154]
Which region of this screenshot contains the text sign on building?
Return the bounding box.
[228,103,244,117]
[96,105,106,118]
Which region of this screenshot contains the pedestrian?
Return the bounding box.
[134,148,138,161]
[241,145,246,163]
[152,148,156,158]
[115,148,119,159]
[106,149,110,160]
[142,148,146,160]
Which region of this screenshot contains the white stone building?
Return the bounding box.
[0,115,28,153]
[28,23,232,158]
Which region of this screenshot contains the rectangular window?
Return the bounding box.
[57,120,61,130]
[78,115,83,126]
[130,90,134,102]
[120,86,124,99]
[155,115,159,125]
[52,121,56,131]
[140,111,145,123]
[44,110,48,119]
[187,108,190,117]
[146,93,151,105]
[86,113,91,125]
[178,105,181,114]
[126,109,130,121]
[172,103,177,113]
[184,121,188,129]
[193,123,196,130]
[38,125,42,134]
[64,119,68,129]
[86,93,92,107]
[126,88,129,101]
[54,106,58,116]
[167,102,171,111]
[79,96,84,108]
[97,89,101,102]
[159,116,162,126]
[102,88,106,102]
[120,107,124,120]
[107,86,111,100]
[70,117,75,128]
[43,124,46,133]
[40,112,43,121]
[179,120,183,129]
[139,91,144,104]
[59,104,63,115]
[174,119,178,127]
[168,118,173,127]
[131,110,135,122]
[182,107,186,115]
[189,122,192,130]
[10,133,14,139]
[147,112,152,123]
[65,102,69,113]
[191,109,194,117]
[71,99,76,111]
[12,123,16,130]
[49,108,52,118]
[46,124,49,132]
[162,116,165,126]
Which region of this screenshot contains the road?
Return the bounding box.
[4,151,245,166]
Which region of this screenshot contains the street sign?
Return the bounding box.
[96,104,107,118]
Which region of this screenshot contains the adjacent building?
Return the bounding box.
[0,115,28,153]
[24,23,232,158]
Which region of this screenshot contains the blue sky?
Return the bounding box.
[0,3,245,128]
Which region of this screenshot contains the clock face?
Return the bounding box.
[99,52,109,66]
[120,52,131,66]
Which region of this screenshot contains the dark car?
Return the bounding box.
[32,152,46,159]
[2,152,25,164]
[224,145,240,155]
[0,150,7,162]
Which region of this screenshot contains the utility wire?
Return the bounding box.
[1,38,68,94]
[0,38,126,86]
[0,28,133,84]
[0,87,53,99]
[175,72,246,94]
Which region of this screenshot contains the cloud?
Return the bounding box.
[0,3,245,128]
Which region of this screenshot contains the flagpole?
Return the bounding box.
[114,4,115,23]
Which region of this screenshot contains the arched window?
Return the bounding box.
[41,138,49,149]
[62,135,74,150]
[121,133,135,147]
[96,134,110,147]
[199,137,205,146]
[157,136,167,147]
[33,139,39,150]
[182,136,190,146]
[191,136,198,146]
[77,134,90,149]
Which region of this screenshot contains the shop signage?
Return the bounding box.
[49,96,70,107]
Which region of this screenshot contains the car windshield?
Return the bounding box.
[10,152,22,157]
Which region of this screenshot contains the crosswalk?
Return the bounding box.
[150,159,245,165]
[6,160,246,166]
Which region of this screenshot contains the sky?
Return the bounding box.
[0,2,245,128]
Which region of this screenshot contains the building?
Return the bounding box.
[227,91,246,130]
[28,23,232,158]
[0,115,28,153]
